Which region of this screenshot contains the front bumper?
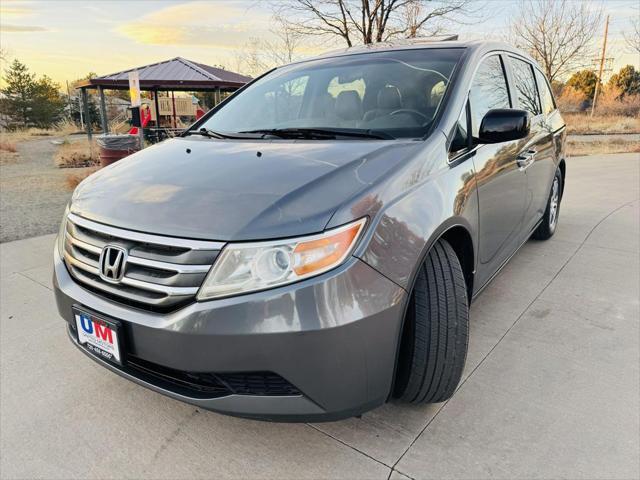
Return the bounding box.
[54,245,407,421]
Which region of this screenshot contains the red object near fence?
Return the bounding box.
[128,106,152,135]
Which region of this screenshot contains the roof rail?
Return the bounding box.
[313,34,462,59]
[406,34,459,43]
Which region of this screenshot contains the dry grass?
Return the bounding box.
[0,120,82,144]
[65,167,98,190]
[0,139,20,165]
[567,137,640,156]
[556,87,588,113]
[594,89,640,117]
[0,141,17,153]
[55,119,81,135]
[2,128,55,142]
[54,139,100,168]
[0,152,19,165]
[564,113,640,135]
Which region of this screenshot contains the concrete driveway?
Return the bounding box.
[1,153,638,480]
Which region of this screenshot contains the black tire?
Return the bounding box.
[393,239,469,404]
[532,167,562,240]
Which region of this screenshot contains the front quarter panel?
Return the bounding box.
[331,133,478,291]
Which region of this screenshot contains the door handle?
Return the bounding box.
[517,149,536,170]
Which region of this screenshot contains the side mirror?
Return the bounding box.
[477,109,530,144]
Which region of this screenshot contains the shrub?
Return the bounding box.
[65,168,98,190]
[566,69,600,99]
[595,85,640,116]
[54,139,99,168]
[0,141,17,153]
[557,86,589,113]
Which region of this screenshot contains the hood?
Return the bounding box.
[71,136,421,241]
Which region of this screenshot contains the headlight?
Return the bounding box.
[57,204,70,257]
[197,217,367,300]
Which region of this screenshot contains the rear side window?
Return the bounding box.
[510,57,541,116]
[468,55,510,137]
[535,69,556,115]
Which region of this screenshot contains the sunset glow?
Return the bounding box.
[1,0,638,86]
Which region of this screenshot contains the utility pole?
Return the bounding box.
[78,93,84,130]
[591,14,609,117]
[65,81,74,122]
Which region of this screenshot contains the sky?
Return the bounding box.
[1,0,639,87]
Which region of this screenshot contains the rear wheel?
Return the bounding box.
[393,239,469,404]
[532,167,562,240]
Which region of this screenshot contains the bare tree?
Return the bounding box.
[402,2,451,38]
[234,16,304,77]
[274,0,477,47]
[235,14,303,76]
[234,38,266,77]
[269,14,304,64]
[623,15,640,54]
[510,0,601,83]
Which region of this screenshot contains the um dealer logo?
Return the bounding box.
[79,314,113,344]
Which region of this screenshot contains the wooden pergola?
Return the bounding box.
[76,57,252,139]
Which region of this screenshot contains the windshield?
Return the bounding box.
[198,48,463,139]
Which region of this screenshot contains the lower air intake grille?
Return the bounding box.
[126,356,301,399]
[220,372,302,396]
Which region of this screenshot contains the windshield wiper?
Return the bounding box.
[240,128,395,140]
[183,127,232,139]
[182,128,226,139]
[184,128,264,140]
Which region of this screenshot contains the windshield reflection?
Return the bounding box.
[198,48,463,139]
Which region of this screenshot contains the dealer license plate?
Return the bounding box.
[74,309,122,365]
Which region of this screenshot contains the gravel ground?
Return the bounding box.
[0,137,92,243]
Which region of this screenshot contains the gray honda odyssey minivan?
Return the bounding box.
[54,39,566,421]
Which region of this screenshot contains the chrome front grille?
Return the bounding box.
[62,213,223,311]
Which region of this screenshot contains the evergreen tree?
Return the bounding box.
[1,59,36,127]
[566,70,601,100]
[608,65,640,98]
[0,59,66,129]
[31,75,66,128]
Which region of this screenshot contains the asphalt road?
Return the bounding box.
[1,153,638,479]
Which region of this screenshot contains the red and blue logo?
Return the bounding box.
[79,314,113,344]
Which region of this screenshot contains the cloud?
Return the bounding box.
[0,6,33,16]
[1,24,47,32]
[115,1,271,48]
[2,7,31,15]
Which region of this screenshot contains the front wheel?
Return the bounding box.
[393,239,469,404]
[532,167,563,240]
